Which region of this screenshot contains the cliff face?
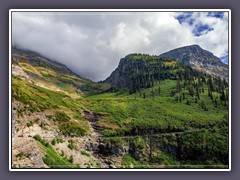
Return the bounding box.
[105,57,135,88]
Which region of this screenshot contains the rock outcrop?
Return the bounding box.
[12,137,48,168]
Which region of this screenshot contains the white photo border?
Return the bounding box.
[9,9,231,172]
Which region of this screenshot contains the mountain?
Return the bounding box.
[12,48,110,97]
[89,52,229,167]
[159,44,228,79]
[105,54,180,90]
[12,47,229,169]
[105,45,228,89]
[12,48,111,168]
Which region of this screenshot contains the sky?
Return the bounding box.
[12,11,229,81]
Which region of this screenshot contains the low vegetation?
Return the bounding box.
[33,135,75,168]
[122,154,149,168]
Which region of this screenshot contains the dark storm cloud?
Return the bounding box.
[12,12,228,81]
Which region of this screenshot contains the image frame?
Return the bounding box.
[9,8,231,172]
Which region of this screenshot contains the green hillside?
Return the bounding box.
[88,53,229,167]
[11,49,229,169]
[85,79,228,167]
[12,48,110,97]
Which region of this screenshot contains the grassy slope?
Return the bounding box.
[12,76,91,135]
[12,52,108,168]
[85,79,228,166]
[13,53,109,97]
[85,79,228,136]
[12,52,111,136]
[34,135,75,168]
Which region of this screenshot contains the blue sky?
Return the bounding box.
[220,53,229,64]
[175,12,228,64]
[176,12,224,37]
[207,12,225,19]
[12,11,229,81]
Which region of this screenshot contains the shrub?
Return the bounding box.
[81,151,91,157]
[67,140,74,150]
[54,111,70,122]
[51,139,56,146]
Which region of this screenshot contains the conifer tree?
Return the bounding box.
[220,90,226,101]
[158,86,161,95]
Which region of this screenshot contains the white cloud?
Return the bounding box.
[12,11,228,81]
[178,12,229,57]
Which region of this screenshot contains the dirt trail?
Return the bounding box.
[101,128,222,139]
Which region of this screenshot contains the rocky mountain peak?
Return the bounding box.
[159,44,228,79]
[160,44,226,67]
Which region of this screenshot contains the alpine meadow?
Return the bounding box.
[10,10,230,170]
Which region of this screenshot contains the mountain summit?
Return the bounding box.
[160,44,226,66]
[159,44,228,79]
